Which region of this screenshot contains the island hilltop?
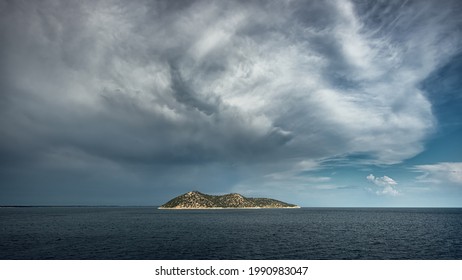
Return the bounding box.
[159,191,300,209]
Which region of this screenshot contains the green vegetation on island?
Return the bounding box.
[159,191,300,209]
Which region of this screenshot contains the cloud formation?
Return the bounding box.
[2,0,459,166]
[1,0,461,204]
[367,174,400,196]
[413,162,462,185]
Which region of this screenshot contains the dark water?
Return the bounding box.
[1,207,461,259]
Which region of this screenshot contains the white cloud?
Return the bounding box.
[1,0,460,168]
[367,174,400,196]
[413,162,462,185]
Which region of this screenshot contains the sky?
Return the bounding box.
[0,0,461,207]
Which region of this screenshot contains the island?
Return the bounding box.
[158,191,300,209]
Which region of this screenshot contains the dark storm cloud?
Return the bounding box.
[169,61,217,116]
[1,0,461,204]
[0,0,298,167]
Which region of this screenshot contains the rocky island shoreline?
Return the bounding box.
[159,191,300,209]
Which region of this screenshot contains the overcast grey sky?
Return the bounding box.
[1,0,462,206]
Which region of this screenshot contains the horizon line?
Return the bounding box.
[1,205,461,209]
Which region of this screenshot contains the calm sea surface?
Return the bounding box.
[1,207,461,259]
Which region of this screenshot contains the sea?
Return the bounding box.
[1,207,461,260]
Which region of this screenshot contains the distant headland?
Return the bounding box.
[159,191,300,209]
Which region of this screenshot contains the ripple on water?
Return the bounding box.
[1,207,462,259]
